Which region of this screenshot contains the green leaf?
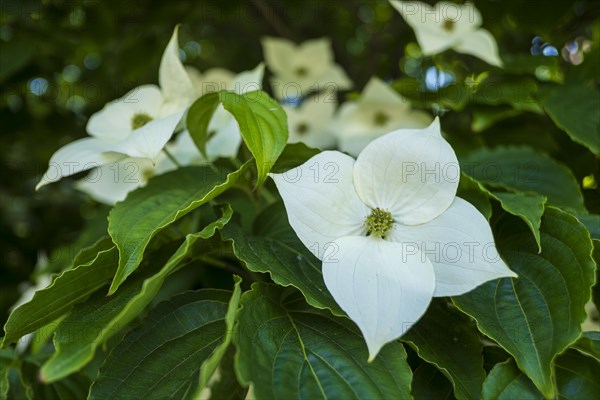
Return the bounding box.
[482,350,600,400]
[41,206,233,382]
[1,237,117,347]
[89,289,238,400]
[234,283,413,399]
[411,363,454,400]
[403,300,485,400]
[458,174,545,250]
[481,359,542,400]
[457,173,492,220]
[220,91,287,185]
[271,142,320,173]
[461,146,584,210]
[20,361,91,400]
[108,165,247,294]
[196,275,242,395]
[453,207,596,398]
[488,191,546,252]
[554,348,600,399]
[204,346,247,400]
[572,331,600,360]
[186,92,221,158]
[222,206,343,316]
[541,84,600,155]
[0,349,15,400]
[187,90,288,186]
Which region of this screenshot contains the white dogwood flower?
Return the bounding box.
[75,131,204,205]
[389,1,503,67]
[284,95,336,149]
[332,77,432,156]
[36,26,193,190]
[186,67,235,97]
[262,37,352,100]
[272,118,516,360]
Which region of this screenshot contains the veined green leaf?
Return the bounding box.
[554,348,600,399]
[41,206,233,382]
[481,359,542,400]
[187,90,288,187]
[222,204,343,316]
[411,362,453,400]
[234,283,413,399]
[403,300,485,400]
[108,165,247,294]
[572,331,600,360]
[488,191,546,252]
[457,173,492,220]
[453,207,596,398]
[1,237,117,347]
[541,83,600,155]
[196,275,242,396]
[89,288,240,400]
[461,146,584,210]
[458,173,545,250]
[271,142,320,174]
[482,350,600,400]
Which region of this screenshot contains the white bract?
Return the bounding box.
[262,37,352,100]
[389,1,503,67]
[75,130,205,205]
[332,77,432,156]
[272,118,516,360]
[36,26,193,190]
[284,95,336,149]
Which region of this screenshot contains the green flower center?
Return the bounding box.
[295,66,308,77]
[364,208,394,238]
[131,113,153,130]
[373,111,390,126]
[443,19,455,32]
[296,122,309,135]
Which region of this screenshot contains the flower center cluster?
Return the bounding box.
[443,19,455,32]
[364,208,394,238]
[131,113,153,130]
[296,122,309,135]
[373,111,390,127]
[295,66,308,77]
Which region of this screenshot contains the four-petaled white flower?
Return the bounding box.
[36,26,192,190]
[389,1,503,67]
[332,77,432,156]
[272,118,516,360]
[284,95,337,149]
[262,37,352,100]
[75,131,200,205]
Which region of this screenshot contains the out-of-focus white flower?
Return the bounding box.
[284,96,336,149]
[390,1,503,67]
[261,37,352,100]
[186,67,235,97]
[76,131,204,205]
[36,26,193,190]
[272,118,516,361]
[332,77,432,156]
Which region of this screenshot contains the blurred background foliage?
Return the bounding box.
[0,0,599,327]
